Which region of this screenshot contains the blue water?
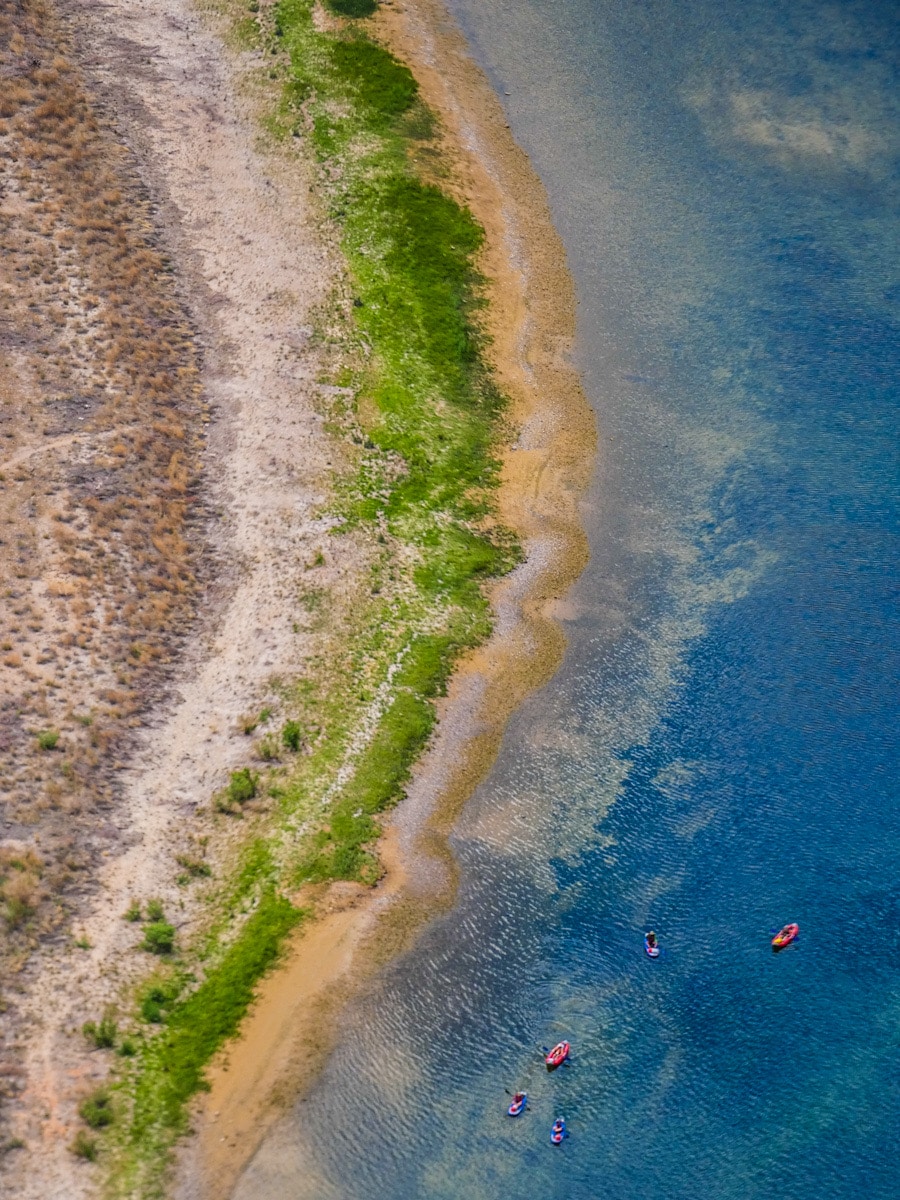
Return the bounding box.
[234,1,899,1196]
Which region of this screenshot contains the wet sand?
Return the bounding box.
[175,1,596,1195]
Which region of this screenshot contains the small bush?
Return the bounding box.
[175,854,211,879]
[325,0,378,17]
[2,867,41,929]
[141,996,164,1023]
[82,1015,117,1049]
[141,981,176,1023]
[146,898,165,922]
[4,896,32,928]
[37,729,59,750]
[142,921,175,955]
[118,1037,137,1057]
[282,720,303,752]
[227,768,257,805]
[256,739,277,763]
[123,900,142,922]
[79,1089,113,1129]
[70,1130,97,1160]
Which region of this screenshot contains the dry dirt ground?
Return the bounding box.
[0,0,205,979]
[1,0,366,1193]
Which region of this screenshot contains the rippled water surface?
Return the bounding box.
[235,1,899,1196]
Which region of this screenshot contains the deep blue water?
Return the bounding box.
[234,1,899,1196]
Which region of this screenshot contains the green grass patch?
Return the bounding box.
[80,1088,115,1130]
[282,719,303,751]
[327,41,417,124]
[83,1014,118,1050]
[139,979,179,1025]
[324,0,377,18]
[294,629,472,883]
[269,0,520,891]
[228,767,258,804]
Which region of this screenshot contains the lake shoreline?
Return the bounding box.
[178,0,596,1196]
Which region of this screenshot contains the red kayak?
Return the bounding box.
[545,1041,570,1069]
[772,923,799,950]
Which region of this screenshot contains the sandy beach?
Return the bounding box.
[1,2,594,1196]
[177,2,595,1195]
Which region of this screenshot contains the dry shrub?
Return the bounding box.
[0,83,32,119]
[0,849,45,929]
[46,578,76,597]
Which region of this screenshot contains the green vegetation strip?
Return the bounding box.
[132,894,301,1133]
[113,894,303,1197]
[107,1,518,1191]
[267,0,518,883]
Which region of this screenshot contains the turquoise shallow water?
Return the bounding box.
[235,1,899,1196]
